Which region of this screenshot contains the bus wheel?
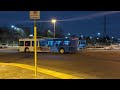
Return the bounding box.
[59,48,65,54]
[25,48,29,52]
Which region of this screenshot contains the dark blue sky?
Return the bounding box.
[0,11,120,38]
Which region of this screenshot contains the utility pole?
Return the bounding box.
[104,16,107,37]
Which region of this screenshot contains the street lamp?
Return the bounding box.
[16,28,20,31]
[68,33,70,36]
[98,33,100,36]
[30,34,33,37]
[51,19,56,38]
[11,25,14,28]
[14,27,17,30]
[111,37,114,44]
[48,30,51,33]
[97,33,100,38]
[90,37,92,39]
[81,35,83,38]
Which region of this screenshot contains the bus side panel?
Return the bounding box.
[63,46,69,53]
[19,46,25,52]
[55,46,71,53]
[37,46,51,52]
[30,46,34,52]
[50,46,59,53]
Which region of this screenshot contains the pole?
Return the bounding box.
[34,19,37,77]
[104,16,107,37]
[54,22,55,38]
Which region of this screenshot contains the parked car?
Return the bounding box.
[104,44,120,50]
[0,43,8,48]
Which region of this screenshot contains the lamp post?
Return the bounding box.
[97,33,100,43]
[111,37,114,44]
[51,19,56,38]
[97,32,100,38]
[98,33,100,36]
[11,25,14,28]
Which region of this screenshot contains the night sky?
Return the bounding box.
[0,11,120,38]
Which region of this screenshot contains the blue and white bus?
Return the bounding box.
[18,37,79,53]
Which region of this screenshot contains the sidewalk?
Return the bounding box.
[0,63,81,79]
[0,64,57,79]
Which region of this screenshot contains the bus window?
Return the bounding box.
[39,41,46,46]
[25,41,30,46]
[32,41,38,46]
[55,41,61,46]
[63,41,70,46]
[19,41,24,46]
[48,41,54,47]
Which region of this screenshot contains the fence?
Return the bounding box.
[86,43,120,48]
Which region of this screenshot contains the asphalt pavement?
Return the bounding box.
[0,47,120,79]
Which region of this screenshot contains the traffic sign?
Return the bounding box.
[30,11,40,19]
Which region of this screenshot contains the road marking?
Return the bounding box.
[0,63,81,79]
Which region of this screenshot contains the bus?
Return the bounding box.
[18,37,79,54]
[78,40,86,49]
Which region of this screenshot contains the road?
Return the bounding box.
[0,47,120,79]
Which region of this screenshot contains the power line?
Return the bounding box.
[56,11,120,22]
[16,11,120,24]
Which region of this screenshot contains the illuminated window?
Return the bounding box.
[55,41,62,46]
[64,41,70,45]
[48,41,54,47]
[25,41,30,46]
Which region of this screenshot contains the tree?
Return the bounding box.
[16,24,31,38]
[106,35,110,40]
[0,27,13,43]
[55,26,65,38]
[86,36,90,44]
[36,23,65,38]
[24,27,31,38]
[36,23,50,37]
